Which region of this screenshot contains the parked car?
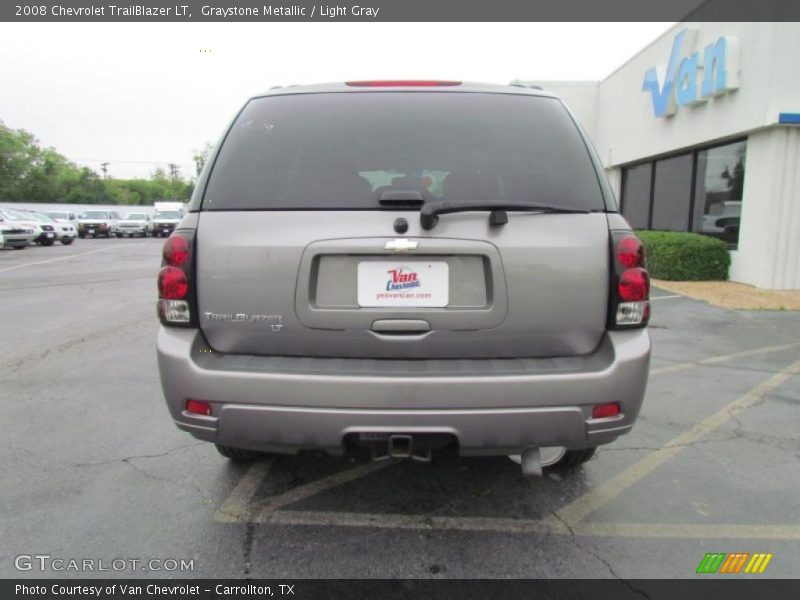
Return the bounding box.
[156,81,651,475]
[116,212,152,237]
[78,210,121,238]
[151,208,183,237]
[0,221,35,249]
[46,210,79,227]
[25,210,76,245]
[0,208,54,245]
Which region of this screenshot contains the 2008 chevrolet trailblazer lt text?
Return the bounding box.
[156,81,651,476]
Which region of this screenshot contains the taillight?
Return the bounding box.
[609,232,650,328]
[158,267,188,299]
[617,236,644,269]
[619,268,649,301]
[163,235,190,266]
[157,231,196,327]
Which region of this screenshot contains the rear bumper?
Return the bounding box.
[157,328,650,455]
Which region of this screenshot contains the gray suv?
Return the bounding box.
[156,81,651,475]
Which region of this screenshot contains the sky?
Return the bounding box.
[0,22,674,179]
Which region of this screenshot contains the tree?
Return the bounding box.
[0,120,195,204]
[192,142,214,178]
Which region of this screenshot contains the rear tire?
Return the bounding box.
[215,444,268,462]
[548,447,597,470]
[61,239,74,245]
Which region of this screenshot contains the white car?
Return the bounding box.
[0,208,51,246]
[47,210,80,228]
[0,212,36,249]
[116,212,152,237]
[78,210,122,238]
[27,210,77,245]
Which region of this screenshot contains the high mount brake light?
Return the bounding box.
[610,232,650,328]
[345,80,462,87]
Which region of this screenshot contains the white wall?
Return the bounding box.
[596,22,800,167]
[535,23,800,168]
[731,127,800,289]
[532,23,800,289]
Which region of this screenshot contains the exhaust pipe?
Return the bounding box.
[520,447,543,477]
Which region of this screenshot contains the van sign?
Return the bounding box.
[643,29,740,118]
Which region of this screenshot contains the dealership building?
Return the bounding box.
[523,22,800,289]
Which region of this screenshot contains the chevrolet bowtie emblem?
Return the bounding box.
[384,238,419,252]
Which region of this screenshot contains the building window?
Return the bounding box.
[620,139,746,246]
[652,153,693,231]
[620,162,652,229]
[692,140,747,244]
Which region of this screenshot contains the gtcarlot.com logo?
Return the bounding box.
[14,554,195,573]
[696,552,773,574]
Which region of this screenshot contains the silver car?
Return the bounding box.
[156,81,651,475]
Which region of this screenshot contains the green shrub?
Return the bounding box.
[635,230,730,281]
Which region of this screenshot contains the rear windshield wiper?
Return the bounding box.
[419,200,590,230]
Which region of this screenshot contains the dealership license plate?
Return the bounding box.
[357,261,449,307]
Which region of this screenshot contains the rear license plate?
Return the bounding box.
[357,261,448,307]
[46,233,54,238]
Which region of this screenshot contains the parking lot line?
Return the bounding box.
[213,349,800,539]
[215,459,275,523]
[214,459,391,523]
[649,295,682,300]
[251,509,800,540]
[259,509,568,535]
[575,522,800,540]
[252,460,393,516]
[650,343,800,375]
[556,356,800,526]
[0,244,127,273]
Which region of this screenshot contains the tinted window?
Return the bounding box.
[203,92,604,211]
[651,153,692,231]
[621,163,652,229]
[693,140,746,244]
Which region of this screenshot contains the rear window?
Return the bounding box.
[203,92,604,211]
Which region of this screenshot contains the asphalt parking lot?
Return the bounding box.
[1,238,798,579]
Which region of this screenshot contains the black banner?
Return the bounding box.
[4,580,800,600]
[3,0,800,22]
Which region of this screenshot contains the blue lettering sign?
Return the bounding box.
[643,29,740,118]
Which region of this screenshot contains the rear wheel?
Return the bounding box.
[215,444,269,462]
[549,447,597,470]
[61,239,74,245]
